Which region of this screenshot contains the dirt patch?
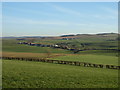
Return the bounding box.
[2,52,68,58]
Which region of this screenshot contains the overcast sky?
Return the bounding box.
[2,2,118,37]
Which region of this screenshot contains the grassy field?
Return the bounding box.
[2,59,118,88]
[2,36,119,88]
[0,59,2,89]
[2,39,71,54]
[77,50,118,56]
[2,51,118,66]
[51,54,118,65]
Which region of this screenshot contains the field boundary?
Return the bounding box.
[1,56,120,70]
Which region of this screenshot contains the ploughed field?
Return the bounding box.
[2,34,119,88]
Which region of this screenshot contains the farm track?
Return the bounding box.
[1,56,120,70]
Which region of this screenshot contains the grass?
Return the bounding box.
[0,60,2,89]
[2,39,71,54]
[2,37,119,88]
[2,59,118,88]
[35,33,118,44]
[2,51,118,66]
[51,54,118,65]
[2,39,118,66]
[36,39,118,50]
[77,50,118,56]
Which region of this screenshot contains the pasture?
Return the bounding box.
[2,34,119,88]
[2,59,118,88]
[2,39,71,54]
[51,54,118,65]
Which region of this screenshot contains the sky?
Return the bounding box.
[2,2,118,37]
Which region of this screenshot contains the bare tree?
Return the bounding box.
[45,49,51,58]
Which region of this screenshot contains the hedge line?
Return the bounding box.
[1,56,120,70]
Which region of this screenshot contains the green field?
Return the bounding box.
[0,59,2,89]
[2,34,119,88]
[2,39,71,54]
[2,39,118,65]
[2,60,118,88]
[51,54,118,65]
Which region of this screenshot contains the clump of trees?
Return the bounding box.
[56,41,92,54]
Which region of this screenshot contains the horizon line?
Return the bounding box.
[2,32,119,37]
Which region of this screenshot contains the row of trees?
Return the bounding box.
[19,38,93,54]
[56,42,92,54]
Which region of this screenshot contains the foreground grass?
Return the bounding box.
[52,54,118,65]
[3,60,118,88]
[0,60,2,89]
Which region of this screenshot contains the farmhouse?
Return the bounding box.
[54,45,59,47]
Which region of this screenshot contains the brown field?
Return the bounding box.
[1,52,67,58]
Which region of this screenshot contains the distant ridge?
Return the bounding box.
[2,33,118,38]
[60,33,118,37]
[96,33,117,35]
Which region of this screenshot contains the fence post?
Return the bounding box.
[93,64,98,68]
[106,65,110,69]
[116,66,120,69]
[99,64,104,68]
[83,63,87,67]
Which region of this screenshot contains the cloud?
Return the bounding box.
[91,7,118,20]
[3,15,117,29]
[3,16,70,26]
[3,16,92,28]
[49,3,82,16]
[91,14,117,20]
[48,3,117,20]
[75,23,87,26]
